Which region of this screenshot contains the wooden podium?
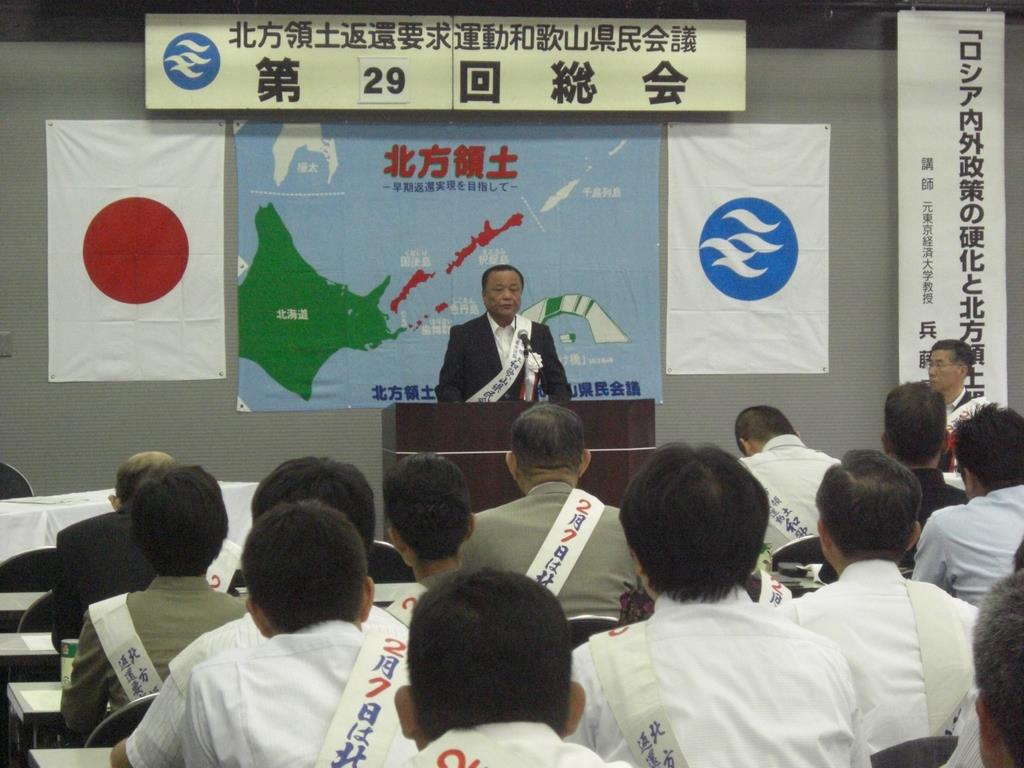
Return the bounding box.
[381,400,655,512]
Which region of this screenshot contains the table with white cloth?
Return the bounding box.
[0,482,257,563]
[29,749,110,768]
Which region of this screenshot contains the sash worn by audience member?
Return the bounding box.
[408,730,524,767]
[206,539,242,593]
[385,583,427,626]
[467,317,541,403]
[589,623,690,768]
[755,570,792,607]
[525,489,606,597]
[906,581,973,735]
[315,632,408,768]
[89,594,163,700]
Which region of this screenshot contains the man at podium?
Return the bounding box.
[436,265,571,403]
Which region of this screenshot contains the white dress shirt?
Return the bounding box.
[741,434,839,552]
[780,559,977,754]
[183,620,416,768]
[487,312,517,365]
[569,589,870,768]
[130,607,407,768]
[913,484,1024,607]
[405,722,632,768]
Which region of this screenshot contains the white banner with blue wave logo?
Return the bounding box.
[666,123,830,375]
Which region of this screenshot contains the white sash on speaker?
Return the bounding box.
[467,317,534,403]
[206,539,242,593]
[88,594,163,701]
[589,623,690,768]
[407,730,525,768]
[385,583,427,626]
[906,581,973,736]
[316,632,408,768]
[525,489,606,597]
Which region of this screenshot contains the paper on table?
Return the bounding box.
[22,634,56,650]
[21,689,63,712]
[5,495,92,505]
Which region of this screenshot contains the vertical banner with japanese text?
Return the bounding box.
[898,11,1006,403]
[234,123,660,411]
[666,124,830,375]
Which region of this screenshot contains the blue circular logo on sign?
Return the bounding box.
[698,197,799,301]
[162,33,220,91]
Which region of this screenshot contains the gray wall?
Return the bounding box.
[1,27,1021,517]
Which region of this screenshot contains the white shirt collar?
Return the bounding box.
[838,558,905,585]
[487,313,517,335]
[761,434,807,452]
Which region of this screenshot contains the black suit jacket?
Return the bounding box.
[436,314,571,402]
[51,509,155,650]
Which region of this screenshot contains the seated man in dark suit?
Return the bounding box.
[436,265,570,402]
[51,451,175,650]
[881,382,966,567]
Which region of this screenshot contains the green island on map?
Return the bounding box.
[239,204,403,400]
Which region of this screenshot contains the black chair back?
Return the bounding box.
[771,535,838,584]
[0,546,60,592]
[368,541,414,584]
[16,591,54,633]
[870,736,958,768]
[84,693,159,747]
[567,615,620,648]
[0,461,33,500]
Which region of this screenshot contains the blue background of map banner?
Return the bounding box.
[235,122,661,411]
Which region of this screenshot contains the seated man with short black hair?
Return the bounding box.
[61,466,245,736]
[914,405,1024,606]
[396,569,629,767]
[183,501,415,768]
[782,450,976,754]
[569,444,868,768]
[115,456,403,768]
[382,452,474,624]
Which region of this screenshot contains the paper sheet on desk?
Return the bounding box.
[22,634,56,650]
[22,689,63,712]
[8,495,92,505]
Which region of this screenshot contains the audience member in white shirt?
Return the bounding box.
[569,443,869,768]
[782,449,976,754]
[396,569,630,768]
[183,500,415,768]
[113,456,405,768]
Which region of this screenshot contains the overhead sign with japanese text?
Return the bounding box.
[897,12,1006,404]
[146,14,745,111]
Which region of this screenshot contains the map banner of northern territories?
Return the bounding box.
[235,122,661,411]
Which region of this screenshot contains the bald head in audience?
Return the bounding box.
[110,451,175,511]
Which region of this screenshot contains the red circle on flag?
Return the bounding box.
[82,197,189,304]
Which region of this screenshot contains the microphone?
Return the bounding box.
[517,330,532,353]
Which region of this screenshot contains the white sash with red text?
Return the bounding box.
[589,623,690,768]
[206,539,241,593]
[385,583,427,626]
[409,730,524,768]
[316,632,408,768]
[89,594,163,701]
[756,570,792,607]
[525,489,606,597]
[467,317,534,403]
[906,581,973,735]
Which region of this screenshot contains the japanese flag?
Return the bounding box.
[47,120,226,381]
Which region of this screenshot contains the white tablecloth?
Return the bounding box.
[0,482,257,563]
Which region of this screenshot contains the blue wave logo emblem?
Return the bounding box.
[163,33,220,91]
[698,197,798,301]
